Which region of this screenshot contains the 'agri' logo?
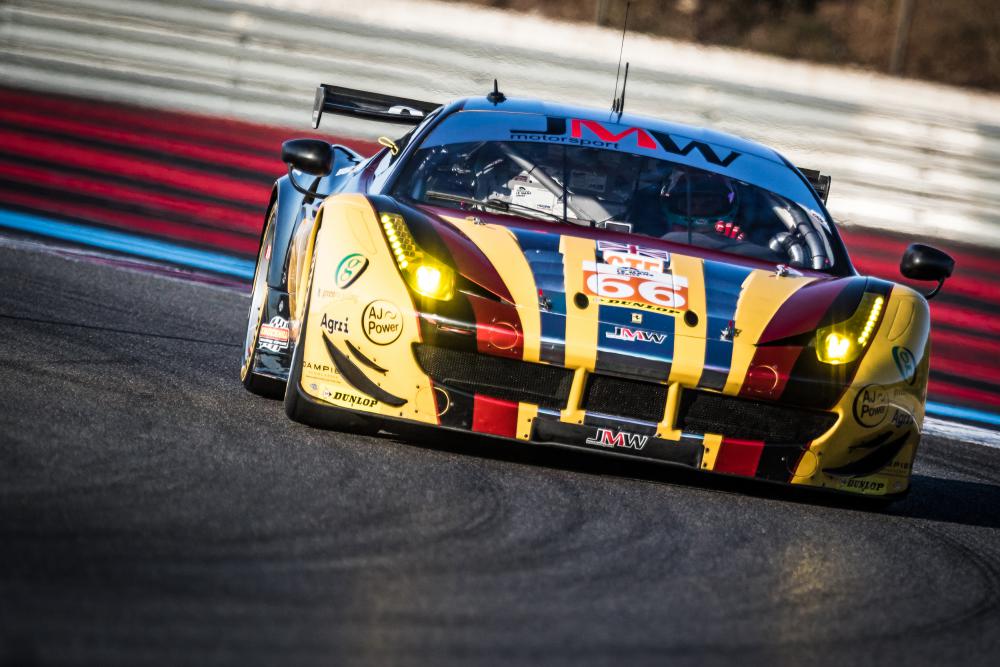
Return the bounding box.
[321,313,348,335]
[585,428,649,451]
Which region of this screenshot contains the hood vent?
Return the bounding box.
[413,344,574,409]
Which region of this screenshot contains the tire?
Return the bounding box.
[240,207,285,398]
[282,226,380,436]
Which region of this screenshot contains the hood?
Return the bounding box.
[389,198,872,404]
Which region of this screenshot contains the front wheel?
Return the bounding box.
[241,208,285,398]
[282,229,380,436]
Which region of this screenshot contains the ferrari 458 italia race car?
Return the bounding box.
[241,84,955,502]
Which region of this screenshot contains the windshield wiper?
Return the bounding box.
[424,191,590,226]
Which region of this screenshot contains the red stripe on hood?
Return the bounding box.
[757,278,850,344]
[739,346,804,400]
[417,204,515,303]
[740,278,852,400]
[466,295,524,360]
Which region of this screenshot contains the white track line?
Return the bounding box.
[924,417,1000,450]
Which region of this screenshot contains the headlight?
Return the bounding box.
[379,212,455,300]
[815,292,884,365]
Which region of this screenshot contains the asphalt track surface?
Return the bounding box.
[3,237,1000,666]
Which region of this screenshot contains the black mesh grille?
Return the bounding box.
[582,374,668,422]
[677,390,838,443]
[413,344,574,409]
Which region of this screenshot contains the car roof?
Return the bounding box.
[458,95,783,166]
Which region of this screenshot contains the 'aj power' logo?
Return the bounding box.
[853,384,889,428]
[362,300,403,345]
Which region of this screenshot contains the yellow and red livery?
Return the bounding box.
[241,85,954,502]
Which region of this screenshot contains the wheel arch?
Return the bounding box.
[267,175,308,290]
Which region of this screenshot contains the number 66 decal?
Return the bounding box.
[582,262,689,311]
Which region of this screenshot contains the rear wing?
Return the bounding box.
[798,167,832,204]
[312,84,442,129]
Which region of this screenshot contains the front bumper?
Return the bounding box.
[288,361,914,506]
[293,195,921,499]
[299,320,905,495]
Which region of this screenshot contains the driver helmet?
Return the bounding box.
[660,169,742,239]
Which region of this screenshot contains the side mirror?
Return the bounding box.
[900,243,955,299]
[281,139,333,176]
[281,139,333,198]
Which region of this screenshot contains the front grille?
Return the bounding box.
[413,344,574,409]
[677,389,838,443]
[582,374,668,422]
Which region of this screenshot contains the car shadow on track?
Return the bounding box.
[380,427,984,516]
[890,474,1000,529]
[374,425,1000,527]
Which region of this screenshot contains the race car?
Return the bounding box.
[240,84,955,501]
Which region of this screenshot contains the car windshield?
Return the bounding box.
[392,112,846,272]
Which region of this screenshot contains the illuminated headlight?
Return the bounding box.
[416,264,444,294]
[379,212,455,300]
[822,332,852,362]
[815,293,885,365]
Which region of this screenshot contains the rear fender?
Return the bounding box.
[268,176,308,289]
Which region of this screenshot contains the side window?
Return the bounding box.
[406,107,441,146]
[390,128,416,163]
[368,149,396,192]
[370,109,443,192]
